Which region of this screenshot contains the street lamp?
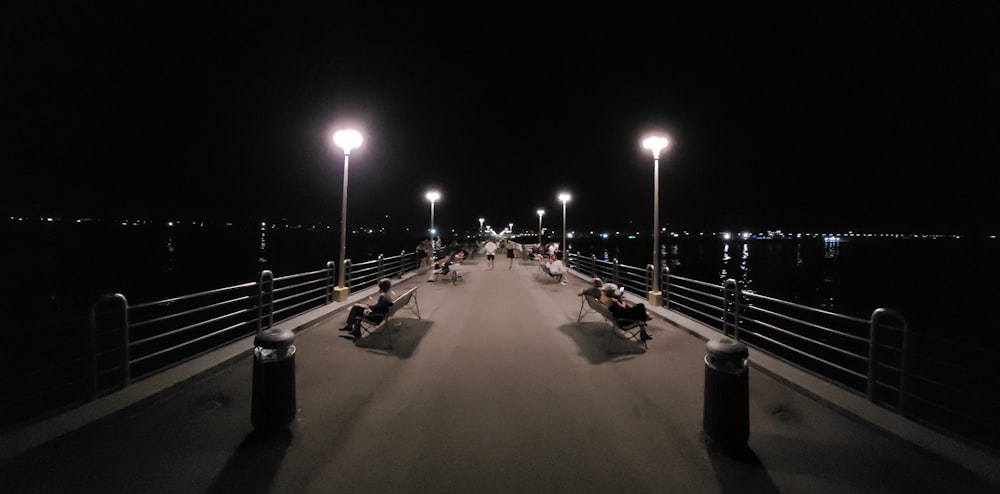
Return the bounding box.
[642,135,669,306]
[508,222,513,237]
[479,217,484,233]
[558,192,570,261]
[537,209,544,247]
[332,128,362,302]
[426,191,440,280]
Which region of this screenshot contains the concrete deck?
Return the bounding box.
[2,257,998,493]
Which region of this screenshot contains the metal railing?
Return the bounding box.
[5,248,997,454]
[568,252,999,453]
[1,249,424,431]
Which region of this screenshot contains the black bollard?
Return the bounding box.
[251,329,297,429]
[703,338,750,452]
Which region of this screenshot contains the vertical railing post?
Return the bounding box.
[344,259,353,289]
[326,261,336,303]
[89,293,129,398]
[258,270,274,333]
[869,308,909,413]
[399,250,406,278]
[662,266,671,309]
[645,264,654,295]
[612,259,621,286]
[377,254,385,281]
[723,279,740,339]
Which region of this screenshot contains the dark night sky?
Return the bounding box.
[3,3,998,234]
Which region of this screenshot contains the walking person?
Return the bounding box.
[484,237,498,270]
[506,239,516,269]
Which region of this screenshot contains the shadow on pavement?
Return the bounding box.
[559,322,645,364]
[703,432,780,494]
[353,318,431,358]
[206,427,292,494]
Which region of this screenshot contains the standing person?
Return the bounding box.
[416,240,431,268]
[340,278,395,339]
[506,239,516,269]
[484,237,498,270]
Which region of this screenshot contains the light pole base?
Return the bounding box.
[647,291,664,307]
[332,286,350,302]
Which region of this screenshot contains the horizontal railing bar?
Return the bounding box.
[131,307,256,347]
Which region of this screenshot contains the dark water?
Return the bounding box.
[571,233,1000,338]
[4,219,998,339]
[1,219,425,330]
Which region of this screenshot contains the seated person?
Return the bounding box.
[577,277,604,298]
[547,252,567,273]
[340,278,394,338]
[546,252,568,283]
[599,283,653,341]
[433,255,454,274]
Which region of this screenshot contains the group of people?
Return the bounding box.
[483,237,516,270]
[341,247,653,343]
[577,277,654,341]
[533,243,567,283]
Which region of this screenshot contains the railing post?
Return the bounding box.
[662,266,671,309]
[89,293,129,398]
[326,261,336,303]
[258,270,274,333]
[723,279,740,340]
[590,254,597,279]
[344,259,353,289]
[645,263,654,295]
[612,259,621,286]
[377,254,385,280]
[868,308,909,414]
[399,250,406,278]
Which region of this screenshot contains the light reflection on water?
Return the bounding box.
[5,219,999,339]
[572,234,999,336]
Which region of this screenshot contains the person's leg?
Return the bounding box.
[342,305,364,333]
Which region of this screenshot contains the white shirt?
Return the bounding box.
[484,241,498,255]
[549,259,567,274]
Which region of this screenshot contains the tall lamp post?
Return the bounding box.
[479,217,485,234]
[332,129,362,302]
[536,209,544,247]
[426,191,440,280]
[558,192,570,260]
[642,135,669,306]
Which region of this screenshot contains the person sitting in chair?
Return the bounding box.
[599,283,653,341]
[577,277,604,298]
[547,252,568,284]
[341,278,394,339]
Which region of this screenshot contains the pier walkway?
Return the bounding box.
[2,257,998,493]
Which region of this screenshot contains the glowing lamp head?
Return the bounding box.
[333,129,363,154]
[558,192,571,204]
[426,191,440,203]
[642,136,669,159]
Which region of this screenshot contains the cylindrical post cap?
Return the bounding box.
[706,338,748,361]
[254,329,295,349]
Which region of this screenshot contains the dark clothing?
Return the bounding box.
[608,301,652,322]
[607,301,653,340]
[346,293,392,336]
[506,248,515,259]
[581,287,602,298]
